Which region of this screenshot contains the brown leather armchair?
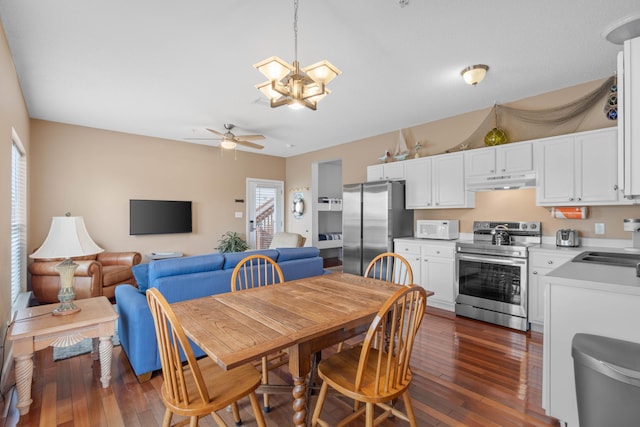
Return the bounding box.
[29,251,142,303]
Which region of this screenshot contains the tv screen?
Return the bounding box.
[129,199,192,235]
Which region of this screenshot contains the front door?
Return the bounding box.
[246,179,284,249]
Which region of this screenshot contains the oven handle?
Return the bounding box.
[456,253,527,266]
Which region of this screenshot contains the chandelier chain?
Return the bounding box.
[293,0,299,62]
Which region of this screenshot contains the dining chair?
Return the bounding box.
[231,253,284,292]
[146,288,266,427]
[231,254,286,413]
[364,252,413,286]
[336,252,414,353]
[311,285,427,427]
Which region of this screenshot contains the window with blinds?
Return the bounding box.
[11,136,27,310]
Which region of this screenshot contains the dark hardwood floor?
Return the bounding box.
[2,307,559,426]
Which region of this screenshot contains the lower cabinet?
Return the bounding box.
[395,239,455,311]
[528,249,575,330]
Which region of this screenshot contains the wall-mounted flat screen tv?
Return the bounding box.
[129,199,192,235]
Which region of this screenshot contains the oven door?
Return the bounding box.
[455,252,527,318]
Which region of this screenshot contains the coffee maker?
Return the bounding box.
[623,219,640,252]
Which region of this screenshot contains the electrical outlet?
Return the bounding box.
[595,223,605,234]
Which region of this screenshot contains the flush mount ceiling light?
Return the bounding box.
[254,0,341,111]
[461,64,489,86]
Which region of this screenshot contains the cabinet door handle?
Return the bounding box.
[532,271,538,275]
[577,197,581,201]
[614,184,619,190]
[569,198,574,201]
[501,168,506,172]
[548,260,554,264]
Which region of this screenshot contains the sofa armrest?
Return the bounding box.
[115,285,159,377]
[98,252,142,267]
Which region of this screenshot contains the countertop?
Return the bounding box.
[546,254,640,294]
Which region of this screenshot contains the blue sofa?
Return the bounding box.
[115,247,326,381]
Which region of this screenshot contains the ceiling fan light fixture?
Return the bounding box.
[253,0,340,111]
[461,64,489,86]
[220,139,237,150]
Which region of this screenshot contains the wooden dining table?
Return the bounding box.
[171,272,426,427]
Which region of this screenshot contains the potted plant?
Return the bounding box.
[216,231,249,253]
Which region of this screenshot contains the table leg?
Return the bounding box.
[98,336,113,388]
[292,375,308,426]
[91,337,100,361]
[289,343,312,427]
[14,353,34,415]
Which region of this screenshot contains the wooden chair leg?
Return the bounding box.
[311,381,330,427]
[365,402,375,427]
[261,356,270,412]
[402,392,418,427]
[231,402,241,425]
[162,408,173,427]
[249,392,267,427]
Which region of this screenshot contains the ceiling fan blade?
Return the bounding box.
[206,128,225,137]
[235,134,265,141]
[235,140,264,150]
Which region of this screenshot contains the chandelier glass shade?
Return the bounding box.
[254,0,340,110]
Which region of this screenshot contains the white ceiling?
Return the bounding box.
[1,1,638,158]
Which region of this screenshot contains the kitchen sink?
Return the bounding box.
[572,251,640,268]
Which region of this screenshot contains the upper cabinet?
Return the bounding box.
[465,142,533,177]
[618,36,640,199]
[404,152,474,209]
[536,127,627,206]
[366,162,405,181]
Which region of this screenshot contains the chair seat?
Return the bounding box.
[161,357,263,417]
[317,345,412,404]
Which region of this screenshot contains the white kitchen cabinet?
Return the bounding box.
[366,162,405,181]
[618,37,640,198]
[404,157,431,208]
[394,240,421,282]
[394,239,456,311]
[543,262,640,426]
[465,141,533,177]
[403,153,474,209]
[421,243,456,311]
[528,249,575,330]
[536,128,625,206]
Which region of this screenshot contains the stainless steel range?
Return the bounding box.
[455,221,541,331]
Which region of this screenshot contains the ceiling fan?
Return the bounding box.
[197,124,265,150]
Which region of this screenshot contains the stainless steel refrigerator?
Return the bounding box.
[342,180,414,275]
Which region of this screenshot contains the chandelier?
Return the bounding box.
[253,0,340,111]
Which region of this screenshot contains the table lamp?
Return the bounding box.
[30,215,104,315]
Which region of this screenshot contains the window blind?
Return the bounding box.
[11,137,26,310]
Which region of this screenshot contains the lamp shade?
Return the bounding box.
[30,216,103,259]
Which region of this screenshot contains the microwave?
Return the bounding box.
[416,220,459,240]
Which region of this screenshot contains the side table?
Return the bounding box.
[8,296,118,415]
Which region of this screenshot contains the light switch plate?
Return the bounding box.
[235,211,243,219]
[595,223,605,234]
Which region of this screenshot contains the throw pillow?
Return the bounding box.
[132,263,150,294]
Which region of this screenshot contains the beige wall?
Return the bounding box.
[284,78,640,240]
[29,120,285,257]
[0,19,30,391]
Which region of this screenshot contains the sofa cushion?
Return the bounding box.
[222,249,279,270]
[276,246,320,262]
[149,253,224,283]
[102,265,134,287]
[132,263,150,293]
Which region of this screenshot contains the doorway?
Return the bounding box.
[246,179,284,249]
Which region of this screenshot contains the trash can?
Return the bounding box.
[572,333,640,427]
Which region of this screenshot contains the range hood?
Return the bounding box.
[466,172,537,192]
